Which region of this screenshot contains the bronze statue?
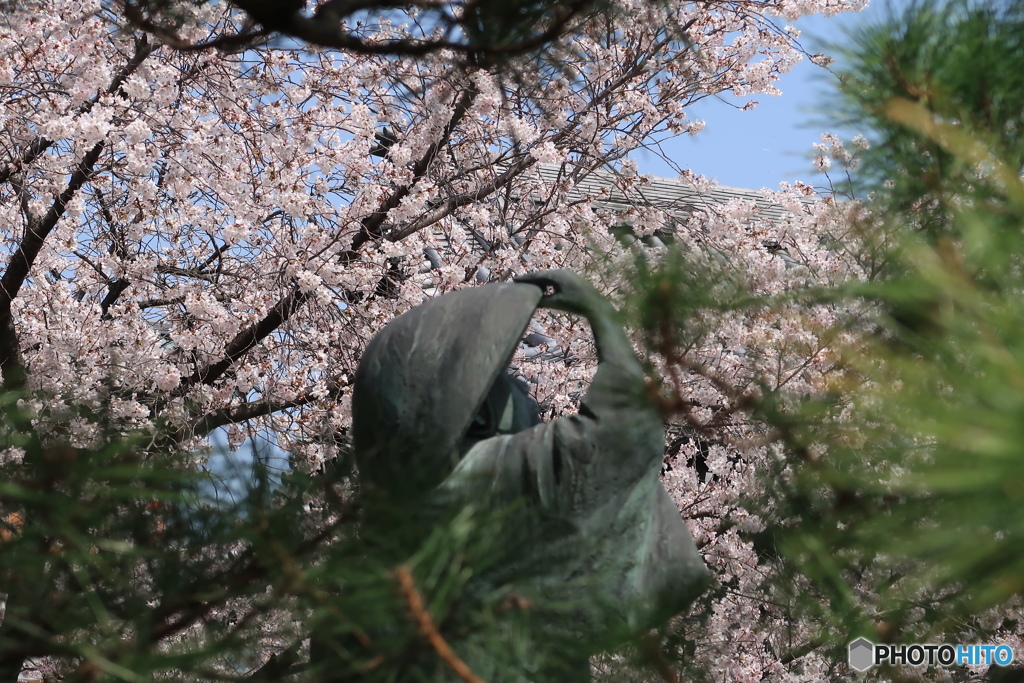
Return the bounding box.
[351,270,709,680]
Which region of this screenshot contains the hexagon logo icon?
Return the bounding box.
[849,637,875,671]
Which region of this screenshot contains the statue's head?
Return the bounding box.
[462,371,540,453]
[351,283,543,498]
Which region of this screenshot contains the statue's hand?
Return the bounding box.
[517,270,648,406]
[514,270,603,316]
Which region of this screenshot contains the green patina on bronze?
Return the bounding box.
[351,270,710,679]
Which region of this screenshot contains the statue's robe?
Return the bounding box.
[444,382,708,638]
[351,280,709,681]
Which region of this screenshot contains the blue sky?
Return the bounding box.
[634,1,901,189]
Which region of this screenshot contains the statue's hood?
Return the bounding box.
[352,283,543,497]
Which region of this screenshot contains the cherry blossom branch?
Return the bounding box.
[0,36,154,187]
[100,280,131,315]
[395,564,486,683]
[178,287,312,390]
[139,295,186,309]
[387,154,538,241]
[383,36,677,244]
[177,82,481,393]
[0,141,106,388]
[189,374,350,436]
[0,35,153,388]
[351,84,480,250]
[154,262,223,284]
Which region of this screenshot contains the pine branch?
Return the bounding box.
[125,0,597,61]
[395,564,486,683]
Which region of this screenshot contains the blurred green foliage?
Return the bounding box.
[767,0,1024,656]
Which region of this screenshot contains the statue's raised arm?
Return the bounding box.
[513,269,663,485]
[514,269,642,372]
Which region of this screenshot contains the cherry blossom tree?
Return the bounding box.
[0,0,874,680]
